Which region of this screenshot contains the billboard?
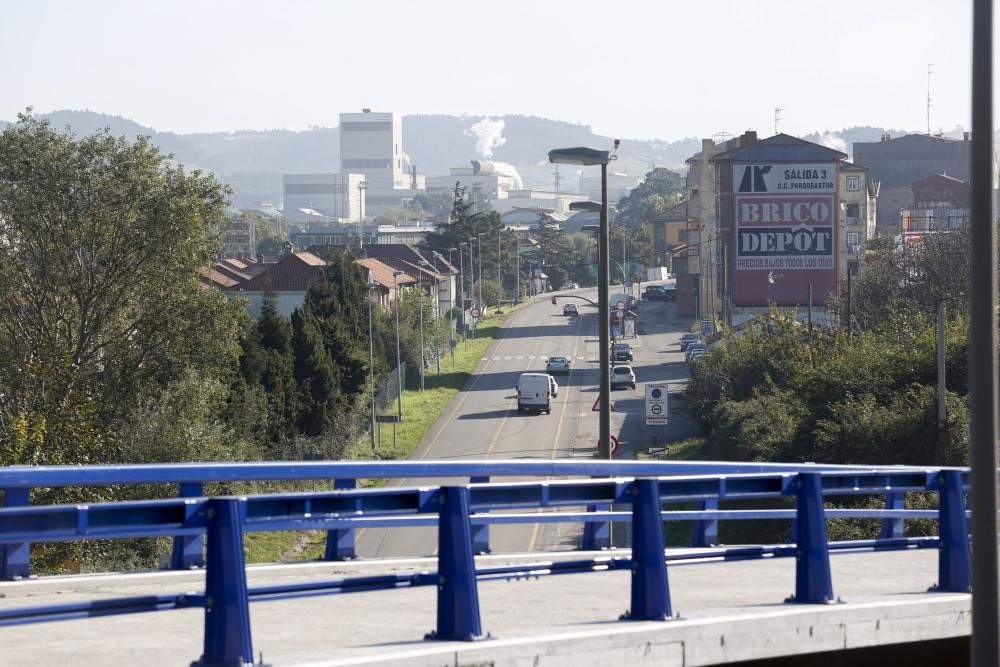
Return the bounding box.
[732,163,837,305]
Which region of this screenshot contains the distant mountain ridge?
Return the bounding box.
[0,110,972,190]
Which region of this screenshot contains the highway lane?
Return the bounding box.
[357,289,608,558]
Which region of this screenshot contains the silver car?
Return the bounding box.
[611,365,636,390]
[545,356,571,374]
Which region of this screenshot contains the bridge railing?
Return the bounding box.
[0,459,929,579]
[0,465,972,667]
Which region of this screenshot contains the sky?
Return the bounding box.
[0,0,979,141]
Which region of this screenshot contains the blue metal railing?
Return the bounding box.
[0,463,973,667]
[0,459,942,579]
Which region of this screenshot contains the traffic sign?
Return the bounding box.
[471,308,481,319]
[645,383,669,426]
[599,435,621,456]
[616,300,626,311]
[592,396,616,412]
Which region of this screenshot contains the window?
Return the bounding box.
[846,203,860,225]
[847,231,860,254]
[846,175,860,191]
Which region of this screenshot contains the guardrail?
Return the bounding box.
[0,459,926,579]
[0,464,972,667]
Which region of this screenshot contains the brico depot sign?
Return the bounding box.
[732,162,838,306]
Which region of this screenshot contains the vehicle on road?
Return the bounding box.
[545,356,571,374]
[688,349,708,364]
[642,285,665,300]
[549,375,559,398]
[662,284,677,301]
[611,365,636,390]
[612,342,634,362]
[685,343,708,362]
[679,333,702,350]
[516,373,553,414]
[563,303,578,316]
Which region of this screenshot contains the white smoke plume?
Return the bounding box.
[491,161,523,190]
[466,117,507,158]
[818,132,849,158]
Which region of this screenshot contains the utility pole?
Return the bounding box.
[846,268,853,340]
[927,63,934,136]
[937,299,947,433]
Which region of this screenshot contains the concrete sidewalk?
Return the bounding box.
[0,549,968,666]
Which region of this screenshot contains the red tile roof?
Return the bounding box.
[356,257,417,288]
[229,252,327,292]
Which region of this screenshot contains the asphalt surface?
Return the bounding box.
[357,284,699,558]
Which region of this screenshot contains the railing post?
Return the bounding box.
[690,498,719,547]
[428,486,485,641]
[170,482,205,570]
[933,469,972,592]
[787,472,836,604]
[582,503,612,550]
[622,479,673,621]
[879,490,905,540]
[194,497,263,667]
[470,476,491,554]
[0,487,31,580]
[324,479,357,561]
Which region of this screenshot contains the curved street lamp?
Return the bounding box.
[551,146,614,460]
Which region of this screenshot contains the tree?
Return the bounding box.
[524,215,576,290]
[616,167,685,225]
[0,112,245,461]
[421,186,518,300]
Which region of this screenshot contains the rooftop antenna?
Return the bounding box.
[927,63,934,135]
[774,107,788,135]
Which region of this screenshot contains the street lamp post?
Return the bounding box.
[366,282,379,450]
[448,247,460,362]
[358,181,368,252]
[578,211,627,288]
[421,259,441,376]
[514,233,520,302]
[553,145,615,459]
[392,271,404,423]
[476,233,484,312]
[458,242,468,349]
[417,267,426,391]
[497,228,503,307]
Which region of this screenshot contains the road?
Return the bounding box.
[357,285,695,558]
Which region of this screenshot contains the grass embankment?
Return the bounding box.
[245,305,522,563]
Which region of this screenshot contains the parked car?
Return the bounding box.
[549,375,559,398]
[688,349,708,364]
[642,286,665,300]
[546,356,571,374]
[685,343,708,362]
[563,303,578,316]
[612,342,634,362]
[611,365,636,390]
[662,284,677,301]
[679,333,702,350]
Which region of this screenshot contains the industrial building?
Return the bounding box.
[282,173,367,224]
[339,109,425,216]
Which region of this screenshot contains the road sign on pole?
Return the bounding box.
[471,308,481,319]
[616,300,626,311]
[592,396,616,412]
[645,383,669,426]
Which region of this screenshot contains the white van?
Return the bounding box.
[517,373,553,414]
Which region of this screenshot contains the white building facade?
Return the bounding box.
[283,173,367,224]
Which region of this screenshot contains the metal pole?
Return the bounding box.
[969,0,999,660]
[498,229,502,306]
[458,244,467,351]
[846,268,853,339]
[597,161,612,459]
[367,287,376,450]
[435,276,441,375]
[418,273,425,392]
[358,182,368,252]
[937,299,947,431]
[622,213,627,295]
[807,283,813,333]
[514,234,520,302]
[477,234,483,311]
[394,275,403,422]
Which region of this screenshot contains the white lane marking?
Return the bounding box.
[516,355,524,360]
